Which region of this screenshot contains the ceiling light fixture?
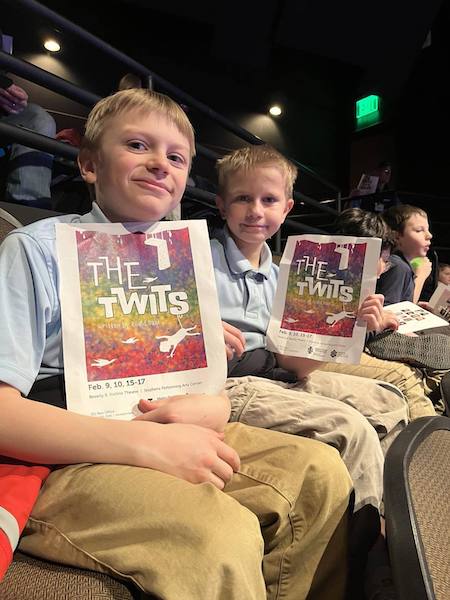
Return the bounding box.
[269,105,282,116]
[44,39,61,52]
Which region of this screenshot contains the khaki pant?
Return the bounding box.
[319,352,437,420]
[20,423,352,600]
[226,371,407,512]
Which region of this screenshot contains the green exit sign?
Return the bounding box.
[356,95,380,118]
[355,95,381,130]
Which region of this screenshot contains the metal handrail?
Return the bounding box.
[4,0,341,198]
[0,120,78,160]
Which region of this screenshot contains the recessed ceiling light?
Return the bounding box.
[44,39,60,52]
[269,105,282,116]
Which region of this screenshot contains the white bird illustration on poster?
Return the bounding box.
[142,277,158,284]
[122,337,139,344]
[91,358,117,367]
[284,317,299,323]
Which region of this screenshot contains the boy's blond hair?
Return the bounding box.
[81,88,196,160]
[216,145,298,198]
[383,204,428,234]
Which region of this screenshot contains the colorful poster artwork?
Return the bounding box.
[76,227,207,382]
[281,239,366,338]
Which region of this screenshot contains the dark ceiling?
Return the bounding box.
[2,0,445,100]
[2,0,450,197]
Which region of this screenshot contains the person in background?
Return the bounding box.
[377,204,432,305]
[0,28,56,208]
[438,262,450,286]
[347,160,399,213]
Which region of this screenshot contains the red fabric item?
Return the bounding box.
[56,128,82,147]
[0,464,50,581]
[0,530,13,581]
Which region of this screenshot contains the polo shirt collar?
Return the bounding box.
[81,202,110,224]
[223,226,272,278]
[80,203,157,233]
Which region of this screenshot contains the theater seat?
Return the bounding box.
[0,552,136,599]
[384,416,450,600]
[0,206,22,242]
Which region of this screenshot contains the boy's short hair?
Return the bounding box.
[383,204,428,234]
[335,208,395,251]
[216,144,298,198]
[439,262,450,271]
[81,88,196,160]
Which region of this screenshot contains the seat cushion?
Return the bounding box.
[0,552,135,599]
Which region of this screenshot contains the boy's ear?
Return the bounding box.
[78,148,98,184]
[284,198,294,216]
[215,195,227,219]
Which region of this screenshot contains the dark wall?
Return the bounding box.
[395,1,450,197]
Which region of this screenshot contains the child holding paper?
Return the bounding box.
[212,145,387,380]
[0,89,355,599]
[211,144,409,516]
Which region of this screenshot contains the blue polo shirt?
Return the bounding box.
[0,203,111,395]
[210,227,278,352]
[376,252,414,305]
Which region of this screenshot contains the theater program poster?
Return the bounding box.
[56,220,226,419]
[267,235,381,364]
[429,282,450,324]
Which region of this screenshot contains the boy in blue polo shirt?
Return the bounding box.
[0,89,354,599]
[211,144,409,516]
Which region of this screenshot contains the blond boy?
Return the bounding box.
[0,90,355,599]
[211,145,408,518]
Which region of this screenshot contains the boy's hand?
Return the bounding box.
[358,293,387,333]
[222,321,245,360]
[418,301,435,314]
[135,392,231,432]
[131,421,240,489]
[0,83,28,115]
[381,310,400,331]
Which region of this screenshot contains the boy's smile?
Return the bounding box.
[396,213,432,261]
[79,110,191,222]
[216,166,293,263]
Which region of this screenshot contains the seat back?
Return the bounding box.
[0,206,23,243]
[384,416,450,600]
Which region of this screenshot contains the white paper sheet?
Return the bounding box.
[57,220,226,419]
[267,234,380,364]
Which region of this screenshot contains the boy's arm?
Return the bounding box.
[275,355,324,380]
[0,383,239,490]
[136,392,231,432]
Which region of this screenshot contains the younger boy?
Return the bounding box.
[0,90,353,599]
[377,204,433,304]
[438,262,450,286]
[211,145,408,514]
